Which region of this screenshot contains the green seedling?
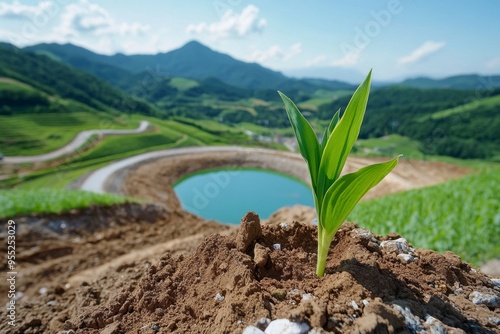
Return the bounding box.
[279,70,400,277]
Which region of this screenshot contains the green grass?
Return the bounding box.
[349,168,500,266]
[0,112,138,156]
[419,94,500,121]
[354,134,423,158]
[0,77,38,91]
[0,188,129,218]
[169,77,199,91]
[80,132,182,161]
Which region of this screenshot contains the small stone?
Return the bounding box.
[351,228,378,243]
[488,317,500,325]
[392,304,424,333]
[273,243,282,251]
[425,315,446,334]
[255,317,271,331]
[215,293,225,302]
[254,244,270,268]
[350,300,359,311]
[39,287,48,295]
[236,212,263,252]
[301,293,313,301]
[469,291,499,308]
[380,238,415,255]
[47,300,57,306]
[243,326,265,334]
[280,222,289,229]
[397,253,417,263]
[264,319,310,334]
[491,278,500,288]
[362,299,369,306]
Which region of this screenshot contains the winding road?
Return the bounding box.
[2,120,150,164]
[80,146,281,193]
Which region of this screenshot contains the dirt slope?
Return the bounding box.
[1,153,488,333]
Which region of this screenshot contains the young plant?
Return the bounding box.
[279,70,400,277]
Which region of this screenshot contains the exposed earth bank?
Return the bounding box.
[2,151,499,333]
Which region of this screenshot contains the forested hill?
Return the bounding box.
[401,74,500,90]
[0,44,153,115]
[319,86,500,159]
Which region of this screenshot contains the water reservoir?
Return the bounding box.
[174,169,314,224]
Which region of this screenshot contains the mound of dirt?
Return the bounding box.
[47,212,499,334]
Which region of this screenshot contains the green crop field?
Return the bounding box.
[349,168,500,266]
[0,188,129,218]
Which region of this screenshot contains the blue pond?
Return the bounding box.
[174,169,314,224]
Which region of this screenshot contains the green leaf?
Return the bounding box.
[321,108,340,152]
[320,155,400,238]
[279,91,321,188]
[320,70,372,183]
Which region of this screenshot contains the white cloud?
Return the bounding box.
[249,43,302,63]
[332,49,361,67]
[58,0,149,37]
[398,41,446,64]
[0,0,53,19]
[186,5,266,40]
[306,55,327,67]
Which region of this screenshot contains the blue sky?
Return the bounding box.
[1,0,499,81]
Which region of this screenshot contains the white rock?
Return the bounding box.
[264,319,310,334]
[491,278,500,288]
[397,253,417,263]
[351,228,378,243]
[380,238,415,255]
[273,244,282,251]
[243,326,265,334]
[301,293,313,301]
[393,304,424,333]
[279,222,289,229]
[425,315,446,334]
[470,291,500,308]
[39,287,48,295]
[350,300,359,311]
[214,293,225,302]
[362,299,370,306]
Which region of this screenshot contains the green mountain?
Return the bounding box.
[0,43,153,115]
[401,74,500,90]
[24,41,357,92]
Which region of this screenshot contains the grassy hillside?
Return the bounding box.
[0,44,153,115]
[0,112,138,156]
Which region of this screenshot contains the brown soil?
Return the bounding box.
[2,207,499,333]
[2,153,497,333]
